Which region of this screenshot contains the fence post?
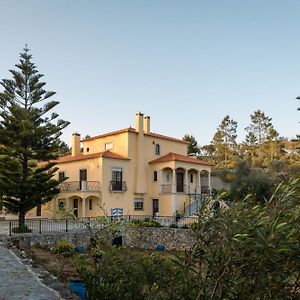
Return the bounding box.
[39,219,42,234]
[66,218,68,232]
[9,221,12,236]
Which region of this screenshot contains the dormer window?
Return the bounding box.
[155,144,160,155]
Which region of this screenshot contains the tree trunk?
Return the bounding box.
[19,211,25,228]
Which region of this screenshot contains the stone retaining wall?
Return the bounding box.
[2,227,196,251]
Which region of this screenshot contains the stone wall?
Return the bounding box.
[2,227,196,251]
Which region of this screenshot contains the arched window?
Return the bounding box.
[155,144,160,155]
[153,171,158,182]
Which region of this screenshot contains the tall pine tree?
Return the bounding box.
[0,46,69,227]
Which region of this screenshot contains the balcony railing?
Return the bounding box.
[160,184,189,194]
[110,181,127,192]
[161,184,173,194]
[59,181,101,192]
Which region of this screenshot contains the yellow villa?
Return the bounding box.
[27,112,214,219]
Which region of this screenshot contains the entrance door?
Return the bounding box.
[176,172,184,192]
[152,199,159,217]
[73,198,79,218]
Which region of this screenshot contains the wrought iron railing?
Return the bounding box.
[109,181,127,192]
[6,215,198,235]
[59,181,101,192]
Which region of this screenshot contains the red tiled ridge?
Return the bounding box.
[82,127,188,144]
[82,128,136,142]
[149,152,214,166]
[55,150,130,164]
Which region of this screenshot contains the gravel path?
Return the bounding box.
[0,243,61,300]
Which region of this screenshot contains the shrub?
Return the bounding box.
[186,180,300,299]
[52,239,75,257]
[79,247,196,300]
[130,218,162,228]
[12,225,32,233]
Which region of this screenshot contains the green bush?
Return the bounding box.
[187,180,300,299]
[12,225,32,233]
[169,223,178,228]
[130,218,162,228]
[79,247,196,300]
[52,239,75,257]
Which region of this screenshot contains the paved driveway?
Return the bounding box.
[0,243,61,300]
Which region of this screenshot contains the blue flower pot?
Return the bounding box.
[68,280,87,300]
[75,245,85,253]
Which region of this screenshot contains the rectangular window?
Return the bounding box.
[36,204,42,217]
[80,169,87,181]
[89,198,93,210]
[58,171,65,181]
[134,198,144,210]
[111,168,123,191]
[105,142,113,150]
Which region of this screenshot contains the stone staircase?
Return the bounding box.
[181,194,207,217]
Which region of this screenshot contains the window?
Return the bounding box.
[105,142,113,150]
[111,168,123,191]
[153,171,158,182]
[190,174,194,183]
[166,171,170,182]
[80,169,87,181]
[36,204,41,217]
[111,208,123,217]
[58,171,65,181]
[155,144,160,155]
[86,147,90,153]
[89,198,93,210]
[58,199,65,210]
[134,198,144,210]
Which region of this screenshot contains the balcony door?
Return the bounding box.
[176,171,184,193]
[79,169,87,190]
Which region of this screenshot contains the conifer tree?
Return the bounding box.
[183,134,200,155]
[245,110,273,162]
[0,46,69,227]
[212,115,238,167]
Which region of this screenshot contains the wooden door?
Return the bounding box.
[152,199,159,217]
[176,172,184,192]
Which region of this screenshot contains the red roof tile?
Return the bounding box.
[55,150,129,164]
[149,152,214,166]
[82,127,188,144]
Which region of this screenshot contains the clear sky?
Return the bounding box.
[1,0,299,146]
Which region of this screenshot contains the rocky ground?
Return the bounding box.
[0,242,78,300]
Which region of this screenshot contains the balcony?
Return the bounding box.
[160,184,189,194]
[59,181,101,192]
[110,181,127,192]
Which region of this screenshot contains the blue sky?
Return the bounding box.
[1,0,299,146]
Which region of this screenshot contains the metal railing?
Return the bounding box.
[6,215,198,235]
[109,181,127,192]
[59,181,101,192]
[160,184,189,194]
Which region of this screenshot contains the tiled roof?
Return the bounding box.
[81,128,136,142]
[149,152,214,166]
[82,127,188,144]
[55,150,130,164]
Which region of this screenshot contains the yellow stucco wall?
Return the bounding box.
[27,114,212,219]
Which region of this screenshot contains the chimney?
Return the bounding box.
[135,112,144,133]
[71,133,81,157]
[143,116,150,133]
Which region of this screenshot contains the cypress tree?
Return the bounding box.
[0,46,69,227]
